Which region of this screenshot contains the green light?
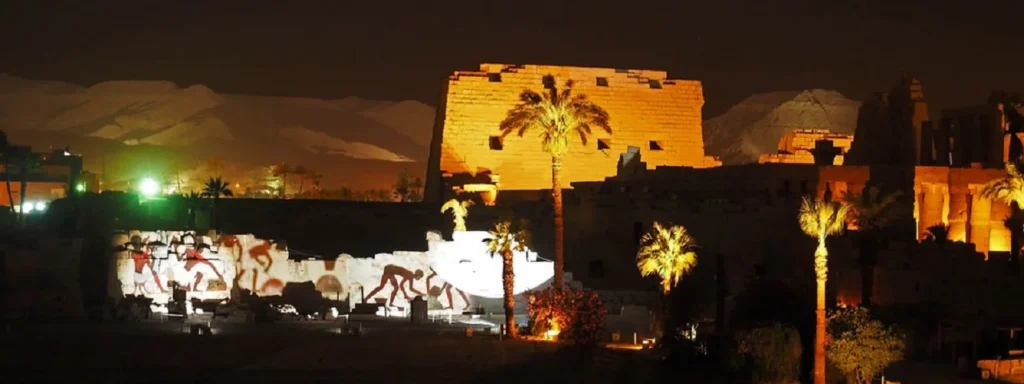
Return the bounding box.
[139,178,160,197]
[75,183,86,192]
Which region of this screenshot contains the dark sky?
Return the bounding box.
[2,0,1021,117]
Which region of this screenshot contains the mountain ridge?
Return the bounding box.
[0,74,435,192]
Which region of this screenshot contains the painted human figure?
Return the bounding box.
[364,265,425,306]
[174,235,225,292]
[219,235,274,293]
[425,267,470,311]
[128,235,165,295]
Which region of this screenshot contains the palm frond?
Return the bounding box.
[483,219,531,257]
[497,75,612,159]
[981,162,1024,207]
[799,197,850,240]
[635,222,698,293]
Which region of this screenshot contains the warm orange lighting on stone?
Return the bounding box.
[759,129,853,165]
[461,184,498,206]
[436,64,720,192]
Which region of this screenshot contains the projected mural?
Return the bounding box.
[113,230,555,313]
[114,231,291,302]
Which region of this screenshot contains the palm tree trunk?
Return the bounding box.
[502,249,517,338]
[814,241,828,384]
[19,168,27,225]
[3,158,13,216]
[551,155,564,288]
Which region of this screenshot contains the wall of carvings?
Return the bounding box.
[112,230,555,313]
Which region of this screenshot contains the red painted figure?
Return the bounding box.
[364,265,425,306]
[130,237,166,295]
[425,268,470,311]
[179,243,225,292]
[219,235,274,293]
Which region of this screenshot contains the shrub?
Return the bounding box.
[731,324,802,384]
[526,286,606,346]
[827,307,905,384]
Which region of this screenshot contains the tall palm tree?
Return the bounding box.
[499,77,612,287]
[201,177,233,231]
[798,197,850,384]
[0,131,15,216]
[981,160,1024,258]
[441,198,473,232]
[484,219,530,339]
[636,222,698,338]
[842,186,903,306]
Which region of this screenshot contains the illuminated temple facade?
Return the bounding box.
[425,63,721,202]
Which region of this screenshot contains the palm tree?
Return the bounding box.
[272,163,292,198]
[636,222,699,294]
[0,131,14,216]
[393,168,424,202]
[441,198,473,232]
[798,197,850,384]
[636,222,698,339]
[484,219,530,339]
[201,177,233,231]
[499,77,612,287]
[842,186,903,306]
[981,160,1024,259]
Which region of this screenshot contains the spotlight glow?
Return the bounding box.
[139,178,160,197]
[75,183,86,192]
[34,201,45,211]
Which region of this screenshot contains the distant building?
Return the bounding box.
[0,146,89,209]
[758,129,854,165]
[920,92,1023,168]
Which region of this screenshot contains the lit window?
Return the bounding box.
[488,136,504,150]
[597,139,611,150]
[596,77,609,87]
[649,141,664,151]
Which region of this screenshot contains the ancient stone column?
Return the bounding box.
[918,183,946,240]
[947,186,969,242]
[970,186,993,255]
[990,201,1013,253]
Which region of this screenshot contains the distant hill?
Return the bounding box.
[0,74,436,191]
[703,89,861,164]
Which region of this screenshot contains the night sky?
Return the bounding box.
[2,0,1021,117]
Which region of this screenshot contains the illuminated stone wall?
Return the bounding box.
[112,230,554,313]
[434,63,720,193]
[758,129,853,165]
